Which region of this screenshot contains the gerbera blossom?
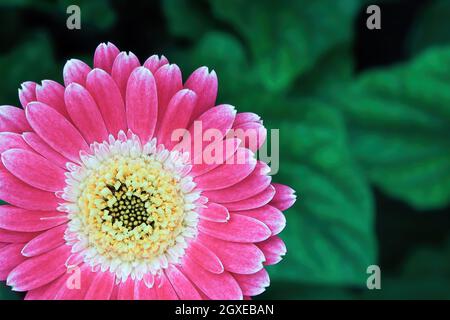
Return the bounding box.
[0,42,296,300]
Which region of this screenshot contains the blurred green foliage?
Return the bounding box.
[0,0,449,300]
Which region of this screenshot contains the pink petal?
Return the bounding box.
[84,270,115,300]
[54,263,92,300]
[165,265,202,300]
[231,120,267,153]
[185,67,218,120]
[154,64,183,135]
[178,104,236,155]
[0,165,60,211]
[233,112,262,127]
[257,236,286,265]
[86,68,127,136]
[25,273,70,300]
[235,205,286,236]
[0,228,39,243]
[2,149,66,192]
[155,272,179,300]
[202,161,271,203]
[0,132,32,154]
[134,278,158,300]
[0,105,32,133]
[63,59,91,86]
[180,257,242,300]
[112,51,141,99]
[65,83,109,144]
[35,80,69,118]
[125,67,158,143]
[94,42,120,73]
[157,89,197,149]
[270,183,297,211]
[22,132,69,169]
[186,240,224,274]
[223,185,276,211]
[117,277,135,300]
[26,101,89,163]
[198,202,229,223]
[18,82,37,108]
[0,205,67,232]
[233,269,270,296]
[143,54,169,73]
[194,148,256,191]
[190,138,240,177]
[199,234,265,274]
[199,213,271,243]
[7,244,71,291]
[0,243,26,280]
[22,224,66,257]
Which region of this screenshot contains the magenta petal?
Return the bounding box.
[2,149,66,192]
[0,228,39,243]
[186,240,224,274]
[257,236,287,266]
[25,273,70,300]
[112,51,141,99]
[233,269,270,296]
[63,59,91,87]
[54,263,92,300]
[270,183,297,211]
[198,202,230,223]
[155,272,179,300]
[94,42,120,74]
[0,132,32,154]
[185,67,218,120]
[202,161,271,203]
[0,105,32,133]
[180,257,242,300]
[199,234,265,275]
[134,278,158,300]
[235,205,286,236]
[117,277,135,300]
[165,265,201,300]
[154,64,183,134]
[86,68,127,136]
[65,83,109,144]
[194,148,256,191]
[18,82,37,108]
[143,54,169,74]
[0,165,60,211]
[26,102,89,163]
[191,138,240,177]
[223,185,276,211]
[22,132,69,169]
[7,244,71,291]
[126,67,158,143]
[231,120,267,153]
[157,89,197,149]
[36,80,69,118]
[22,224,66,257]
[0,205,67,232]
[84,270,115,300]
[233,112,262,126]
[0,243,26,280]
[199,214,271,243]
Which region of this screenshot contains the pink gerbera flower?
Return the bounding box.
[0,42,296,300]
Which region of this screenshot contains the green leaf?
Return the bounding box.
[0,33,59,105]
[268,103,376,286]
[407,0,450,56]
[0,283,21,300]
[335,47,450,209]
[209,0,361,92]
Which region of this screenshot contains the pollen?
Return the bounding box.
[77,155,186,263]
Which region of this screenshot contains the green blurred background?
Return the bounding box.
[1,0,449,300]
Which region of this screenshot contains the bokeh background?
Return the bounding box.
[1,0,449,300]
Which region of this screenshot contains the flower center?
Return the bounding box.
[61,132,200,281]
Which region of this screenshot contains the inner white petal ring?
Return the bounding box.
[58,130,201,283]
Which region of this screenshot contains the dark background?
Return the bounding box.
[1,0,449,299]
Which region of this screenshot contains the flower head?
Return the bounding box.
[0,42,296,300]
